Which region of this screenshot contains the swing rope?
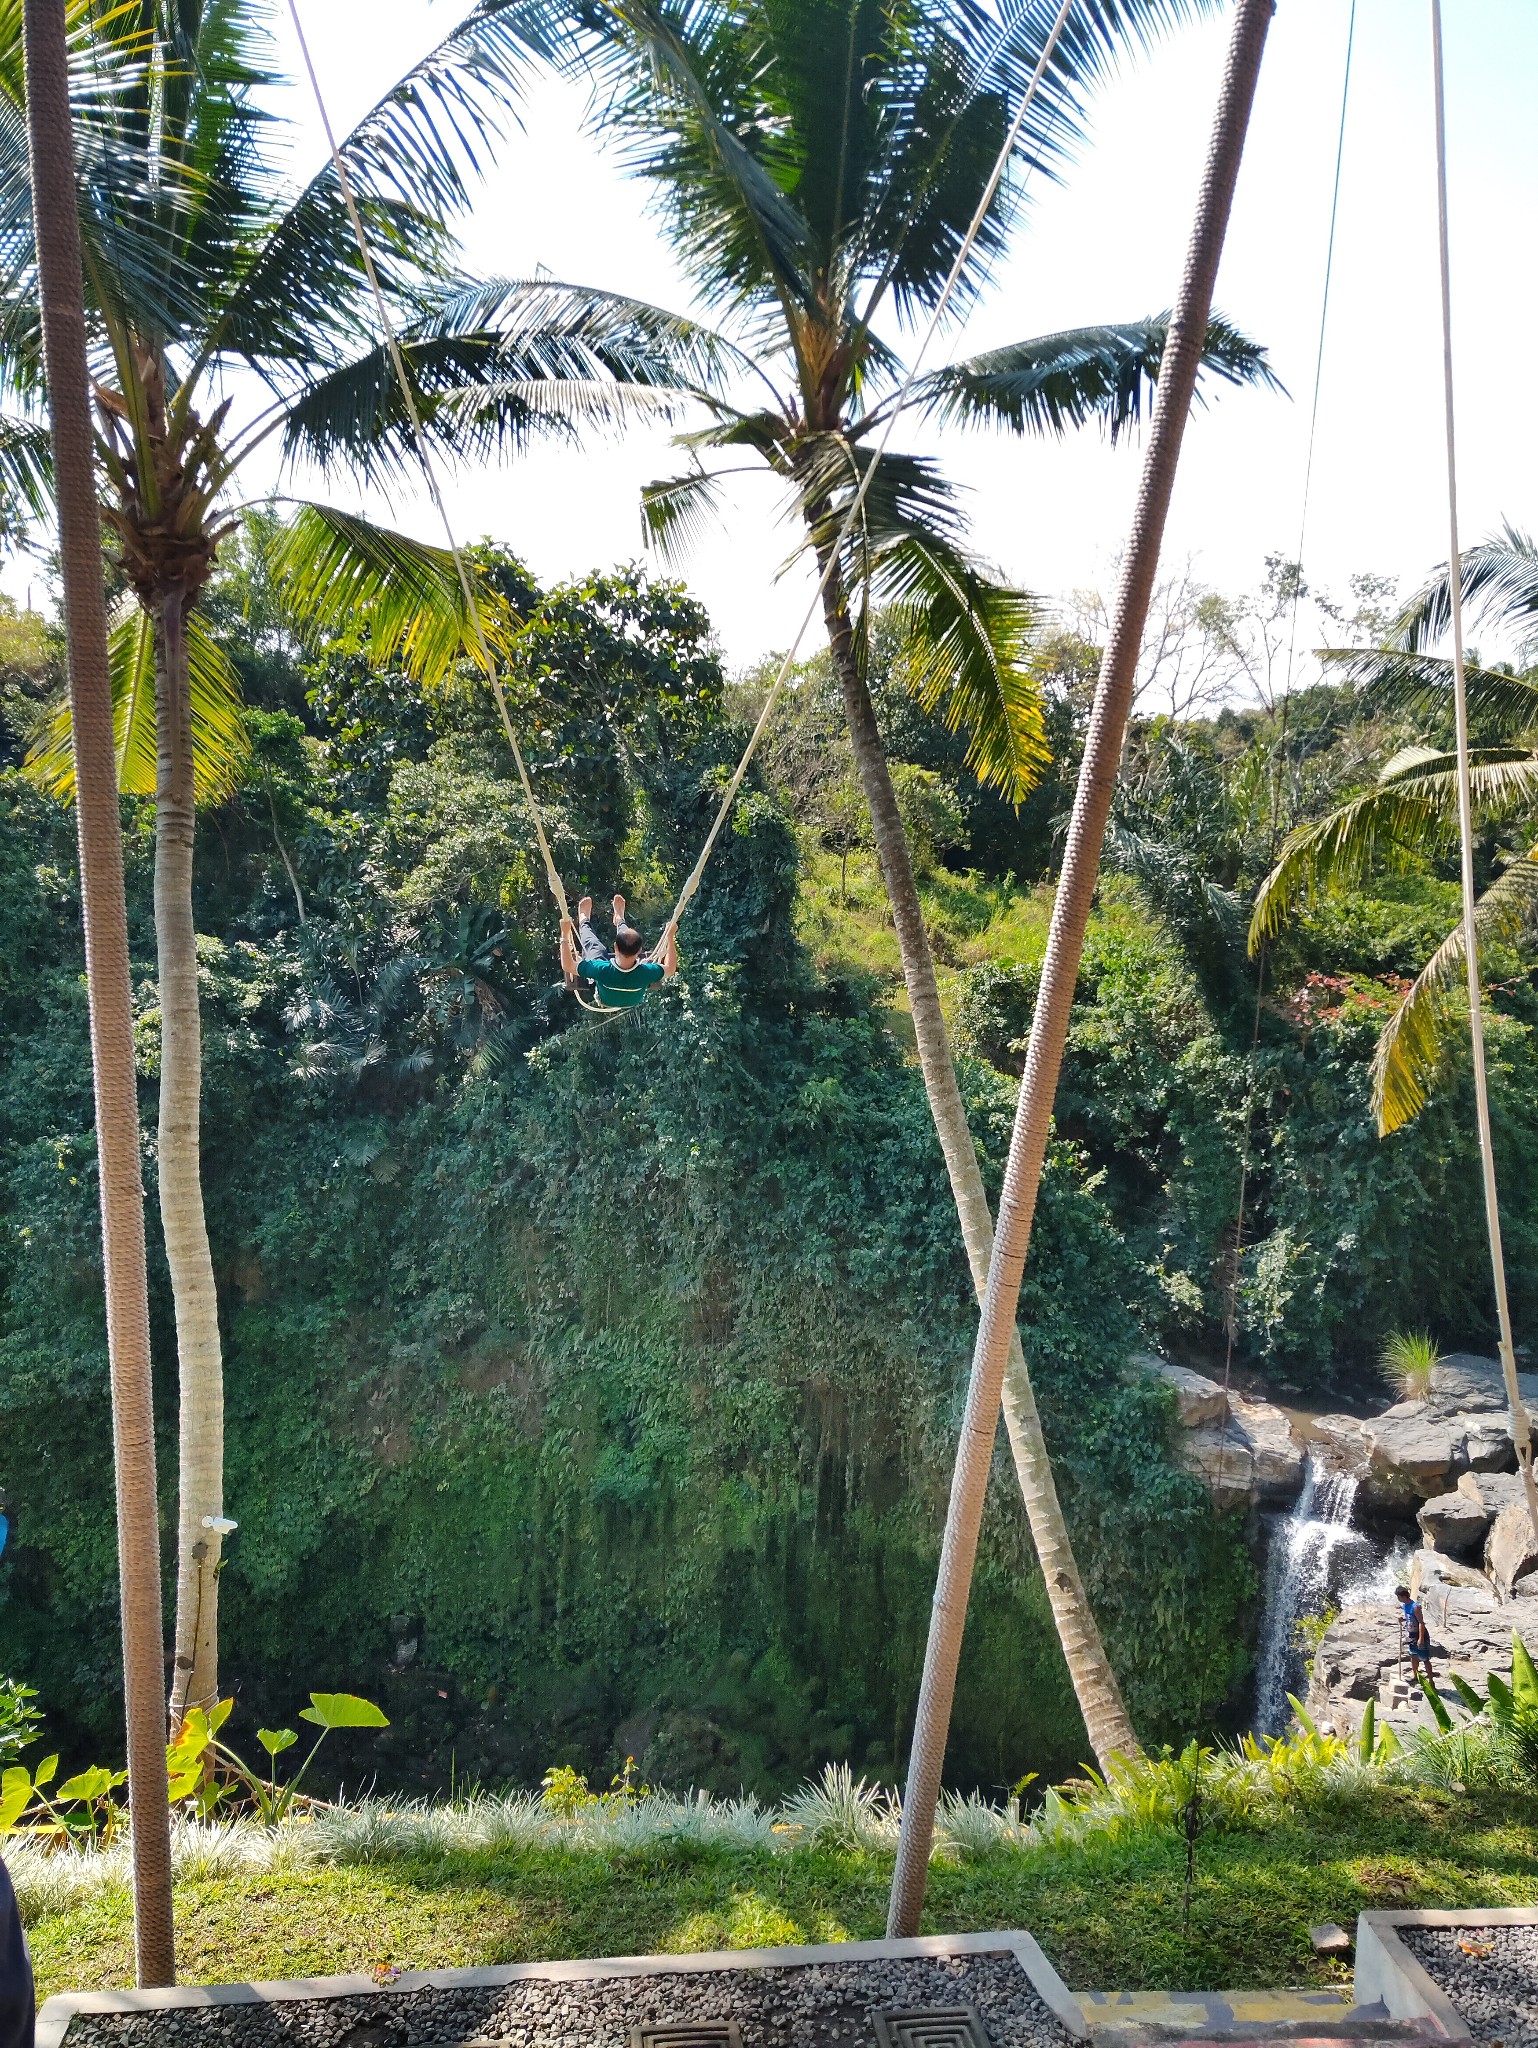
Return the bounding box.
[1429,0,1538,1544]
[1208,0,1355,1534]
[283,0,635,1010]
[287,0,1078,980]
[647,0,1080,955]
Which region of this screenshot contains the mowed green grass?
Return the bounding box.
[26,1788,1538,2006]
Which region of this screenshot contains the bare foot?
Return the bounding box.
[578,896,593,921]
[612,893,627,923]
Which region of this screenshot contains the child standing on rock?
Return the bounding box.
[1397,1583,1435,1685]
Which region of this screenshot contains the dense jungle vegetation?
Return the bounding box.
[4,528,1538,1799]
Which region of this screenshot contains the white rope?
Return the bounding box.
[653,0,1080,951]
[1429,0,1538,1542]
[284,0,574,933]
[285,0,1075,980]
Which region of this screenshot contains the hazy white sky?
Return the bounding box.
[76,0,1538,673]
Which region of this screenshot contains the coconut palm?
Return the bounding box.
[462,0,1274,1763]
[6,0,699,1722]
[21,0,175,1979]
[1250,525,1538,1135]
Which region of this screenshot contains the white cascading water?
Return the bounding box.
[1252,1455,1370,1736]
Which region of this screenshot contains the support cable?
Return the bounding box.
[1428,0,1538,1547]
[1211,0,1355,1547]
[284,0,1079,961]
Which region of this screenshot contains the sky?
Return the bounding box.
[34,0,1538,675]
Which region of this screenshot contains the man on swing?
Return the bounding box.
[560,893,678,1010]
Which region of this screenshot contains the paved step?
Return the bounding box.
[1077,1989,1438,2043]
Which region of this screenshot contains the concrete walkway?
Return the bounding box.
[1077,1988,1434,2043]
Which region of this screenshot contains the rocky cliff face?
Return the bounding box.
[1307,1551,1538,1738]
[1142,1357,1304,1512]
[1144,1351,1538,1736]
[1309,1355,1538,1513]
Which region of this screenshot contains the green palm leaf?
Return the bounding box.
[1371,853,1538,1134]
[910,313,1277,442]
[1321,643,1538,743]
[640,464,725,563]
[1390,522,1538,655]
[874,530,1047,802]
[1248,747,1538,950]
[270,504,504,690]
[27,605,248,804]
[276,277,724,482]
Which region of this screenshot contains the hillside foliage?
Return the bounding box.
[3,530,1537,1796]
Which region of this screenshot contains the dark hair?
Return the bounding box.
[1395,1585,1410,1601]
[615,924,644,959]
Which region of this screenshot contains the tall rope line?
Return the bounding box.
[1207,0,1355,1551]
[284,0,575,934]
[1429,0,1538,1546]
[283,0,1079,959]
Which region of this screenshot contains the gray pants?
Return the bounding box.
[0,1854,32,2048]
[578,916,610,965]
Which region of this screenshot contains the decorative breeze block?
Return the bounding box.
[872,2007,993,2048]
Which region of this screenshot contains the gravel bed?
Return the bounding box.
[1401,1926,1538,2048]
[61,1950,1066,2048]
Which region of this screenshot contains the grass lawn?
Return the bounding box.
[26,1787,1538,2006]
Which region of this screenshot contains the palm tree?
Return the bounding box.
[7,0,695,1722]
[1250,525,1538,1573]
[886,0,1276,1929]
[1251,526,1538,1134]
[470,0,1273,1764]
[20,0,175,1981]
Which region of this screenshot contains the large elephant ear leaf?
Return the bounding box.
[874,532,1047,802]
[299,1692,390,1730]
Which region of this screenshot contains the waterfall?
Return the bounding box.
[1252,1455,1367,1737]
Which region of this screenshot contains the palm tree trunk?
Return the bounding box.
[154,586,226,1728]
[886,0,1274,1940]
[23,0,176,1985]
[815,559,1138,1771]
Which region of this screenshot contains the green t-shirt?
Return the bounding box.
[577,957,665,1010]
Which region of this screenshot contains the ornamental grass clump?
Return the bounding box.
[1380,1330,1442,1403]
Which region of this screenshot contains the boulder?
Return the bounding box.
[1430,1354,1538,1418]
[1486,1499,1538,1598]
[1317,1356,1538,1513]
[1411,1549,1496,1608]
[1362,1407,1466,1504]
[1175,1393,1303,1509]
[1308,1550,1538,1737]
[1417,1488,1492,1557]
[1144,1357,1228,1428]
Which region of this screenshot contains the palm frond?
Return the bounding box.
[858,0,1227,324]
[0,408,51,519]
[874,532,1047,802]
[573,0,818,312]
[1321,643,1538,742]
[640,464,724,563]
[1249,786,1452,949]
[909,313,1276,442]
[277,277,723,482]
[271,503,505,688]
[26,603,247,803]
[1372,854,1538,1133]
[1392,523,1538,656]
